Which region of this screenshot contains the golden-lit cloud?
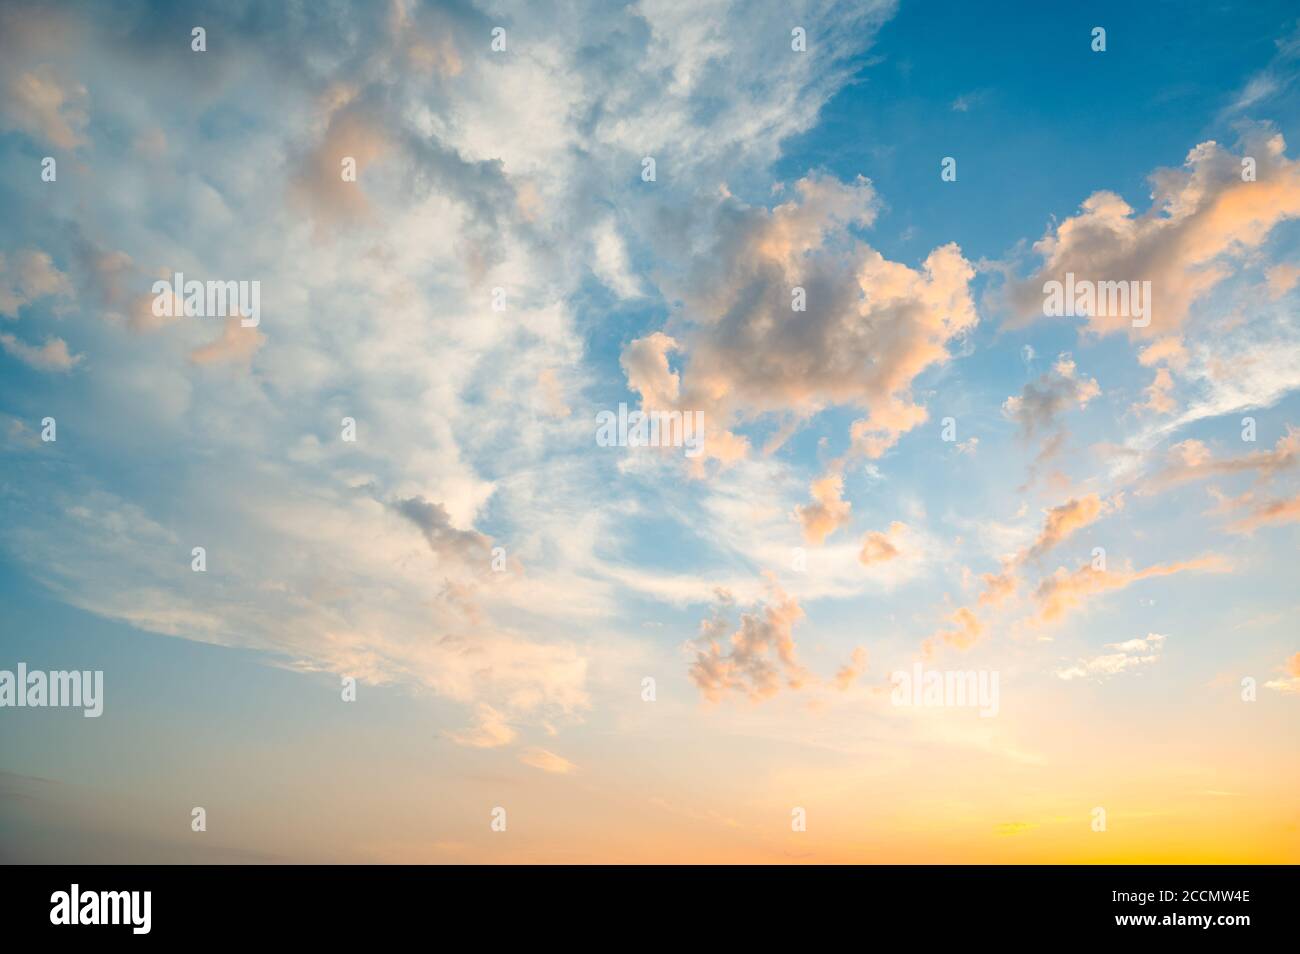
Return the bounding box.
[621,173,977,465]
[859,521,907,565]
[688,582,808,701]
[1153,427,1299,487]
[795,472,852,545]
[1009,128,1300,338]
[446,703,516,748]
[188,318,266,367]
[1035,556,1232,623]
[1213,489,1300,533]
[1263,652,1300,693]
[833,646,868,690]
[519,747,577,774]
[1025,493,1121,562]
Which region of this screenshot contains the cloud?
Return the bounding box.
[187,318,266,367]
[1006,128,1300,338]
[859,521,907,566]
[1153,428,1299,488]
[621,172,976,464]
[1213,489,1300,533]
[0,64,88,149]
[1024,493,1120,562]
[1222,21,1300,117]
[0,0,906,750]
[446,703,516,748]
[1137,366,1177,415]
[0,250,74,317]
[833,646,868,690]
[977,569,1017,607]
[688,581,808,702]
[795,472,852,545]
[1263,652,1300,693]
[519,747,576,774]
[0,332,81,371]
[1035,557,1231,623]
[1002,354,1100,440]
[951,90,989,112]
[591,217,641,298]
[1138,336,1190,370]
[1055,633,1168,680]
[918,491,1119,655]
[389,496,494,565]
[1266,263,1300,299]
[942,606,985,650]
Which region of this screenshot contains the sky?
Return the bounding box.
[1,0,1298,863]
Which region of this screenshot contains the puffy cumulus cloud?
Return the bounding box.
[1002,354,1100,440]
[688,581,810,702]
[1055,633,1167,681]
[859,521,907,566]
[0,332,81,372]
[0,250,74,317]
[1153,428,1300,488]
[620,331,683,412]
[1007,127,1300,339]
[1034,556,1231,624]
[795,472,852,545]
[519,747,576,774]
[622,173,977,465]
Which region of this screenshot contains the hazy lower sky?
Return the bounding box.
[1,0,1297,863]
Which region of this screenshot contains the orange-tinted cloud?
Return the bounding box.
[833,646,868,690]
[689,582,808,702]
[859,521,907,565]
[1154,428,1299,487]
[0,332,81,371]
[188,318,266,367]
[1008,129,1300,338]
[621,173,976,465]
[1214,489,1300,533]
[795,472,852,545]
[1035,556,1232,623]
[1025,493,1120,562]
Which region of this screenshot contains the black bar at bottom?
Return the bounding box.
[4,864,1290,940]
